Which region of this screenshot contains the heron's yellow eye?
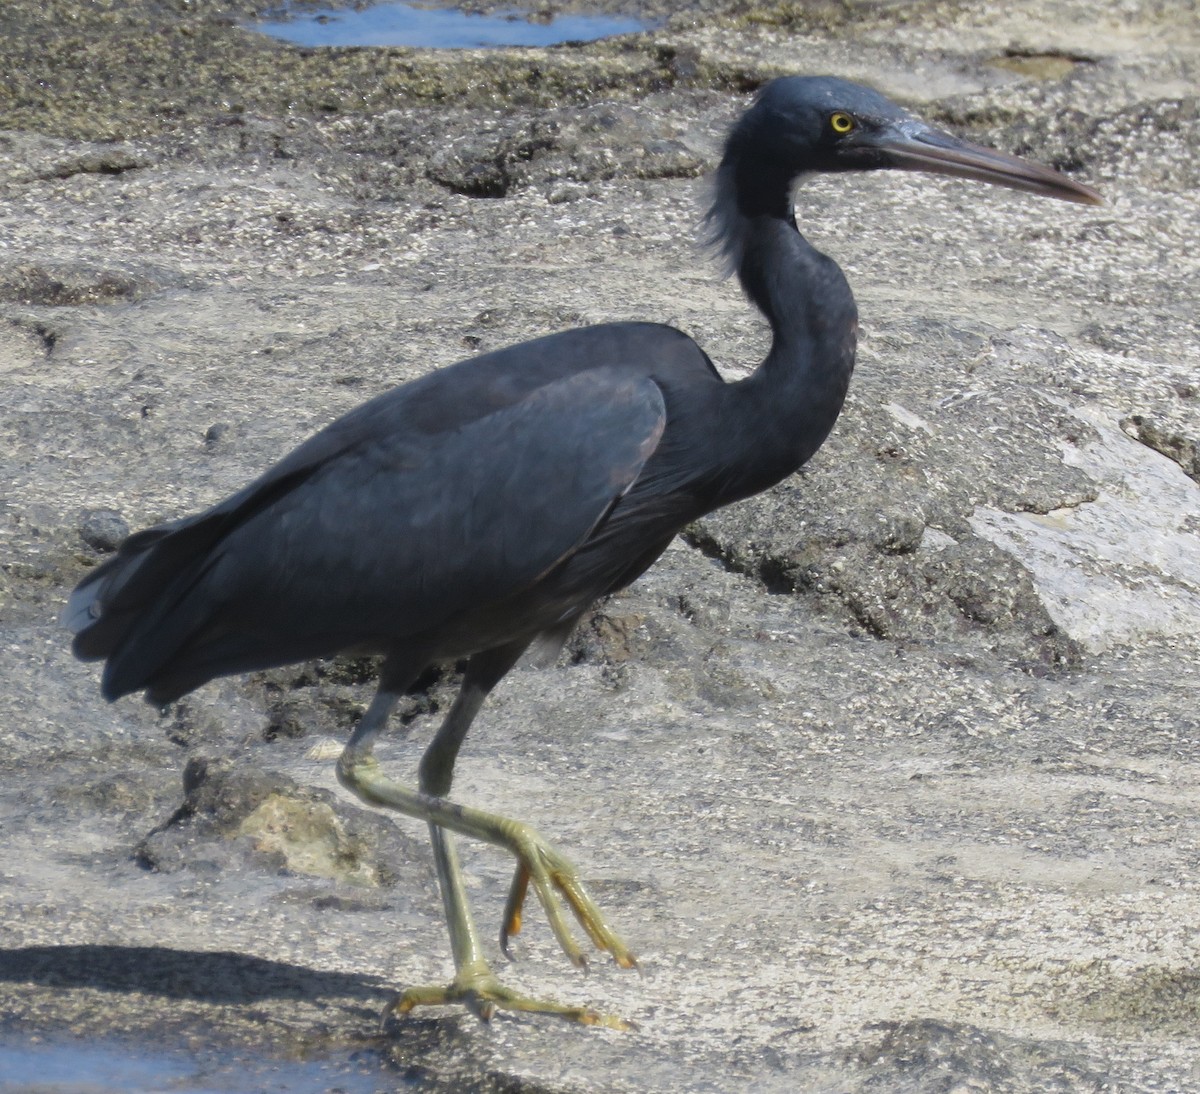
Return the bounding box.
[830,112,855,135]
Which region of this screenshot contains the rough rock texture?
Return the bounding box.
[1,0,1198,1090]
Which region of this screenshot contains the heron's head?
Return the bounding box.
[727,75,1102,206]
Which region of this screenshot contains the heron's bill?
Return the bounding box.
[878,124,1103,205]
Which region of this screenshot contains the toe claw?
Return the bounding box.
[500,861,530,960]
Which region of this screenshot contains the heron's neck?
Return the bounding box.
[708,164,858,505]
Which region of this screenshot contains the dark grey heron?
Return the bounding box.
[67,76,1101,1028]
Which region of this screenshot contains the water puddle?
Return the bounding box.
[0,1036,399,1094]
[250,2,656,48]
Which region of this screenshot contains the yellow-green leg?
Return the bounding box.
[385,824,628,1028]
[336,644,636,1028]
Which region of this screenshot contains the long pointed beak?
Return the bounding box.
[875,122,1103,205]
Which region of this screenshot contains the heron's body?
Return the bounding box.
[67,76,1099,1027]
[71,225,855,707]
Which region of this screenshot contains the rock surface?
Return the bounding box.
[1,0,1198,1090]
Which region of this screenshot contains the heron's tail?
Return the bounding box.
[65,510,230,703]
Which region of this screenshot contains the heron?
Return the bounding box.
[66,76,1101,1028]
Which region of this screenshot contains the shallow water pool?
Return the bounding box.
[0,1037,399,1094]
[250,1,656,49]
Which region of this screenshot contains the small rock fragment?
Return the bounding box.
[79,508,129,553]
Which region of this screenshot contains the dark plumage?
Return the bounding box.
[67,76,1101,1027]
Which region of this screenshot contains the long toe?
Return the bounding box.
[500,820,637,971]
[385,966,633,1031]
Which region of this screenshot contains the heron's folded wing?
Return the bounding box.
[75,368,666,697]
[242,367,668,626]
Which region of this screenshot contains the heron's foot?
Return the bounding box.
[337,751,637,973]
[497,819,637,974]
[386,962,632,1030]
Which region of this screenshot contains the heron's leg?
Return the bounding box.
[336,646,635,1027]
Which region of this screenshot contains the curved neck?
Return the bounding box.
[706,162,859,506]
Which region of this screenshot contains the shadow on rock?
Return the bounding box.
[0,944,391,1006]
